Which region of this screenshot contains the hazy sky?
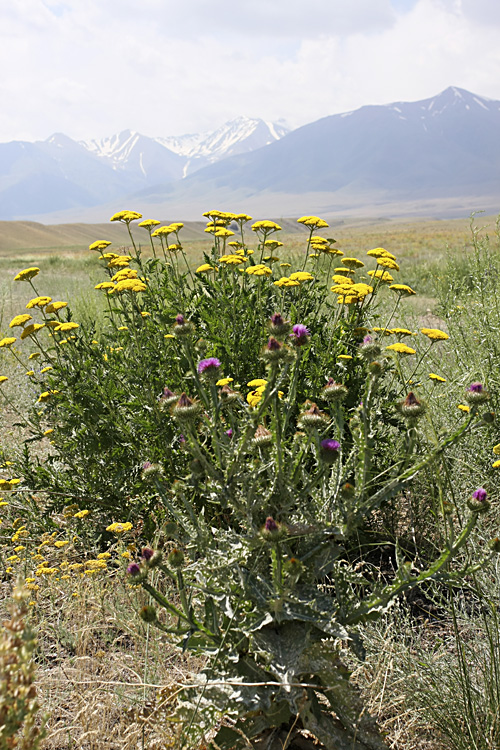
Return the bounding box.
[2,0,500,142]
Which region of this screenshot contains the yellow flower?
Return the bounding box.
[280,263,291,268]
[333,267,354,276]
[429,373,446,382]
[55,322,79,332]
[492,460,500,468]
[0,376,8,384]
[491,443,500,455]
[45,301,68,314]
[338,355,353,360]
[111,269,138,282]
[106,522,133,533]
[20,323,44,340]
[420,328,449,341]
[40,367,53,374]
[97,552,111,559]
[246,265,272,276]
[54,540,70,548]
[219,254,246,265]
[140,312,150,317]
[251,220,282,232]
[110,210,142,223]
[389,284,416,296]
[274,277,299,287]
[341,257,365,269]
[113,279,147,293]
[377,257,400,271]
[74,509,90,518]
[216,377,234,386]
[138,219,161,229]
[43,429,54,436]
[458,404,470,413]
[386,343,416,355]
[247,378,267,387]
[9,314,32,328]
[95,282,115,291]
[366,247,396,260]
[0,337,17,347]
[289,271,313,281]
[68,563,83,570]
[332,275,354,285]
[367,269,394,283]
[350,283,373,297]
[89,240,112,250]
[121,550,131,559]
[331,285,355,295]
[196,264,215,273]
[297,215,329,228]
[26,296,52,309]
[152,225,176,237]
[36,567,58,576]
[14,267,40,282]
[390,328,413,336]
[38,390,58,403]
[108,255,132,268]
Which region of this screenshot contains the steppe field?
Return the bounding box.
[0,210,499,750]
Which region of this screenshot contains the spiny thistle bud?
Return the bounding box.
[141,547,154,562]
[262,337,290,364]
[467,487,490,513]
[283,556,303,577]
[197,357,221,381]
[442,500,454,516]
[297,401,328,429]
[289,323,310,347]
[319,438,341,464]
[148,550,163,568]
[481,411,495,424]
[172,393,202,421]
[360,335,381,360]
[127,562,141,576]
[464,382,490,405]
[398,392,426,419]
[340,482,355,500]
[141,462,163,481]
[219,384,240,405]
[159,386,178,407]
[368,360,384,377]
[261,516,284,540]
[322,378,348,402]
[253,425,273,448]
[268,313,291,337]
[139,605,157,623]
[172,314,195,337]
[488,537,500,553]
[167,548,185,568]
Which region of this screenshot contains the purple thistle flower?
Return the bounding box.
[270,313,285,327]
[468,382,483,392]
[198,357,221,374]
[320,438,340,452]
[179,434,186,444]
[226,428,233,438]
[127,563,141,576]
[473,487,488,502]
[264,516,279,532]
[142,461,152,470]
[363,335,373,344]
[175,314,185,325]
[290,324,310,347]
[267,337,282,351]
[141,547,154,561]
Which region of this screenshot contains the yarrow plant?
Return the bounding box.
[2,209,498,749]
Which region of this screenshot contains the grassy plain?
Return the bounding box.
[0,212,499,749]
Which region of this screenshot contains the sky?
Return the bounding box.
[2,0,500,142]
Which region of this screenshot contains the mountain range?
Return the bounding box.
[1,87,500,222]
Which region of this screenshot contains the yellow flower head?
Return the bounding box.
[152,225,176,237]
[251,220,282,233]
[246,265,272,276]
[45,301,68,314]
[89,240,112,251]
[111,269,138,282]
[95,282,115,291]
[196,264,215,273]
[138,219,161,230]
[341,257,365,269]
[26,296,52,309]
[366,247,397,260]
[74,509,90,518]
[331,284,356,295]
[219,254,246,265]
[377,257,400,271]
[350,283,373,297]
[389,328,413,336]
[0,337,17,347]
[216,377,234,386]
[297,215,329,228]
[367,269,394,283]
[14,267,40,282]
[54,540,69,548]
[420,328,449,341]
[110,210,142,223]
[55,322,79,332]
[493,444,500,455]
[492,459,500,469]
[389,284,416,297]
[247,379,267,387]
[386,343,416,355]
[332,275,354,285]
[233,213,253,222]
[274,277,300,287]
[289,271,314,282]
[338,354,353,360]
[108,255,132,268]
[0,376,8,384]
[20,323,44,340]
[429,373,446,382]
[9,314,33,328]
[106,521,133,533]
[458,404,470,413]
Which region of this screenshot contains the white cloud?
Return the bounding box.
[0,0,499,142]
